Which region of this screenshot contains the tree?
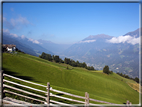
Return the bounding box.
[45,54,52,61]
[40,52,46,59]
[64,58,70,64]
[90,66,95,70]
[134,77,139,83]
[125,75,130,79]
[109,70,113,74]
[59,58,64,63]
[54,55,60,63]
[71,61,77,67]
[2,46,7,52]
[52,55,55,60]
[76,61,80,67]
[66,66,69,69]
[103,65,109,74]
[82,62,87,68]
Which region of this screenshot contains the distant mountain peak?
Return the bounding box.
[83,34,113,41]
[93,34,112,38]
[124,28,140,38]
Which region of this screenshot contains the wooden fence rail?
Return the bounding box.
[0,70,3,106]
[2,73,47,105]
[4,90,45,103]
[3,79,47,94]
[3,84,46,100]
[1,72,128,106]
[51,93,85,104]
[3,73,47,88]
[50,87,86,99]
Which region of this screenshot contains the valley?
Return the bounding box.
[3,28,140,81]
[2,2,140,106]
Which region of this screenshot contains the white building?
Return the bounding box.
[3,44,16,52]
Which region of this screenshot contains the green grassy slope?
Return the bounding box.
[2,52,139,104]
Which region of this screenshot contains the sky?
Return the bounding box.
[3,2,139,44]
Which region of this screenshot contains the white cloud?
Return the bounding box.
[28,38,40,44]
[10,33,18,38]
[10,18,16,26]
[3,29,18,38]
[17,16,29,25]
[3,29,40,44]
[3,15,30,29]
[78,39,96,43]
[34,40,40,44]
[21,35,26,39]
[10,15,29,27]
[106,35,140,45]
[3,29,9,33]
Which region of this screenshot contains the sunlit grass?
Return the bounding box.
[2,52,139,104]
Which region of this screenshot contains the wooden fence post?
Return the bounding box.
[85,92,89,106]
[126,100,132,107]
[47,82,50,105]
[0,70,3,106]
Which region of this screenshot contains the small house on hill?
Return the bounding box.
[3,44,16,52]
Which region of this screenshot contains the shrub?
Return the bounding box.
[67,66,69,69]
[103,65,110,74]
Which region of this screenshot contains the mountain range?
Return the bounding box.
[38,39,72,55]
[3,28,140,78]
[62,28,140,78]
[3,31,54,56]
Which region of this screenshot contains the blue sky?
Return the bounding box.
[3,2,139,44]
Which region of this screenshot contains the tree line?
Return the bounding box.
[39,52,96,70]
[103,65,140,84]
[116,72,140,84]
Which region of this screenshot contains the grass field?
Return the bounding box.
[2,52,140,104]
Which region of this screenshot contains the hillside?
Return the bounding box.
[2,52,139,104]
[3,28,139,78]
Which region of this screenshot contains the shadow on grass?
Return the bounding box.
[56,93,64,96]
[2,68,40,83]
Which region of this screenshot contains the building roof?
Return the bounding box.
[3,44,16,48]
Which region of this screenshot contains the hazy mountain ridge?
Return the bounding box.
[83,34,113,40]
[3,33,54,56]
[38,39,72,55]
[3,35,38,55]
[124,28,140,37]
[62,28,140,78]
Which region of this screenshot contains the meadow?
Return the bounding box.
[2,52,139,104]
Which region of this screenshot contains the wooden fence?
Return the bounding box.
[0,70,130,106]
